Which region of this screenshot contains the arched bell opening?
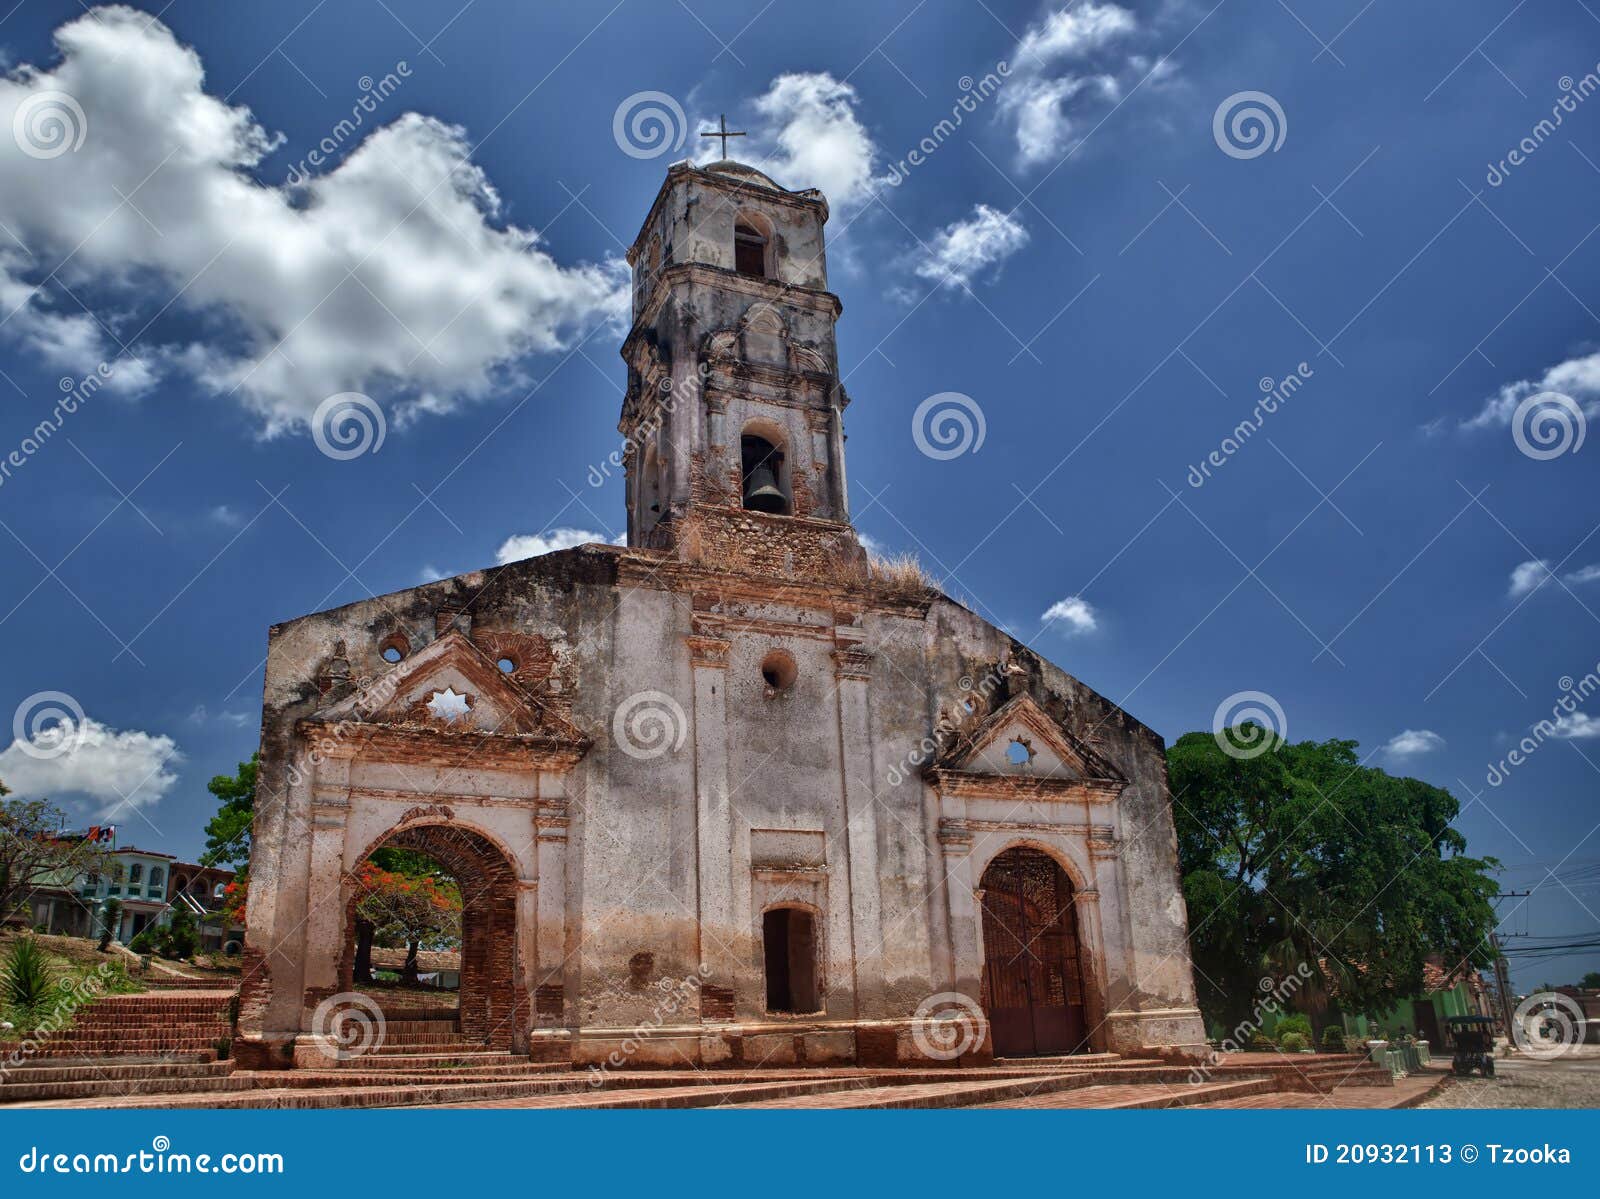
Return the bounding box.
[740,426,790,515]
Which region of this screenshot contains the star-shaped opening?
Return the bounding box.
[425,687,471,723]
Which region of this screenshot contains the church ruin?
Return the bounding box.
[235,156,1207,1069]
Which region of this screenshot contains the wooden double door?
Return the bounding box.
[979,847,1091,1057]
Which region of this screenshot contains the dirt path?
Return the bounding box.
[1419,1048,1600,1108]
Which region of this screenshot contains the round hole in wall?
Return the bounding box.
[760,649,797,694]
[379,635,409,664]
[1005,738,1035,767]
[497,657,516,674]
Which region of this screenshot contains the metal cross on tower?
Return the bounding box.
[700,114,745,159]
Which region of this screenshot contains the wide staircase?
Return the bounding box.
[1,988,1407,1110]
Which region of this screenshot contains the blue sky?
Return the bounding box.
[0,0,1596,989]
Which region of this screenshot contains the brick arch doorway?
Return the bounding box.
[342,822,525,1051]
[979,846,1093,1058]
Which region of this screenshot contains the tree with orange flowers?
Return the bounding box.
[353,857,462,985]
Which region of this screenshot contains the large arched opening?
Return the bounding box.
[340,822,523,1051]
[978,845,1094,1058]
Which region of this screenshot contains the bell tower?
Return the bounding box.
[619,158,861,572]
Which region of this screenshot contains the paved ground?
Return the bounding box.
[1419,1047,1600,1109]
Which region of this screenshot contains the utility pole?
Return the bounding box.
[1491,891,1531,1047]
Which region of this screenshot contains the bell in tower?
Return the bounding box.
[616,146,866,581]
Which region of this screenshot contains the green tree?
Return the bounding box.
[1581,972,1600,990]
[98,897,122,952]
[1168,729,1500,1031]
[166,904,199,959]
[0,793,111,922]
[201,754,257,869]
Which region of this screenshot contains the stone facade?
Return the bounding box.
[236,159,1207,1069]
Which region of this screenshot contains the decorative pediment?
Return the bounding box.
[924,694,1125,801]
[300,630,589,769]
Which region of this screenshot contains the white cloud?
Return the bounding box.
[1383,729,1445,758]
[915,204,1030,288]
[495,528,605,564]
[1000,4,1152,168]
[1551,712,1600,739]
[1508,559,1553,598]
[1564,563,1600,585]
[0,8,627,435]
[418,564,453,583]
[1042,595,1098,634]
[748,73,877,208]
[0,716,182,816]
[1461,350,1600,430]
[1017,4,1138,63]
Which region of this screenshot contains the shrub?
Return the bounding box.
[1275,1013,1312,1043]
[1279,1031,1309,1053]
[1249,1031,1275,1051]
[1321,1025,1347,1052]
[2,936,57,1023]
[128,928,158,955]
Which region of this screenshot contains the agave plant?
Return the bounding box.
[2,935,57,1024]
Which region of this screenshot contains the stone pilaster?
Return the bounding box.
[686,615,737,1010]
[832,627,885,1014]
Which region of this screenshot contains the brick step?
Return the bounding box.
[372,1041,473,1054]
[992,1052,1128,1068]
[964,1077,1280,1110]
[379,1020,460,1035]
[0,1039,225,1058]
[5,1022,230,1042]
[141,978,240,990]
[328,1051,517,1069]
[0,1060,231,1086]
[0,1052,217,1070]
[0,1073,255,1103]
